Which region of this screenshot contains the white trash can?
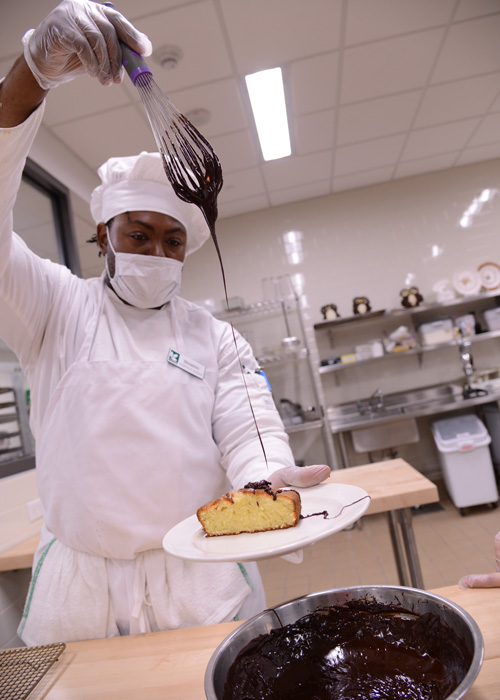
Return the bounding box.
[482,403,500,470]
[431,414,499,513]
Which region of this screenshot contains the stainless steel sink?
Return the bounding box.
[327,383,465,429]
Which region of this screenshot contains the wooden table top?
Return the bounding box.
[326,458,438,514]
[29,585,499,699]
[0,459,438,573]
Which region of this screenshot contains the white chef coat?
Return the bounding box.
[0,102,294,641]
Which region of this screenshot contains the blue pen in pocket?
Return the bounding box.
[255,367,272,391]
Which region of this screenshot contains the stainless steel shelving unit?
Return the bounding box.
[315,291,500,375]
[0,365,35,476]
[216,297,338,467]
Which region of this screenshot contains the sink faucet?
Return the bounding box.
[459,339,474,379]
[368,388,385,411]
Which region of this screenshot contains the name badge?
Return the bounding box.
[167,348,205,379]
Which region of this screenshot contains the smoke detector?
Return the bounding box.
[152,45,184,70]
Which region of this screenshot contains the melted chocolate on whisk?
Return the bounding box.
[162,124,270,468]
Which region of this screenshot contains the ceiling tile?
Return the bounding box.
[269,180,331,207]
[401,118,480,161]
[455,145,500,167]
[467,113,500,147]
[0,0,58,59]
[289,53,339,116]
[332,166,395,192]
[218,167,267,204]
[491,93,500,111]
[218,194,270,219]
[341,29,444,103]
[294,110,335,156]
[113,0,195,21]
[210,130,258,172]
[334,134,405,176]
[262,151,332,191]
[394,153,457,179]
[137,3,233,92]
[414,74,500,128]
[338,92,421,145]
[453,0,500,22]
[219,0,343,74]
[431,15,500,83]
[42,75,134,126]
[345,0,455,45]
[167,78,249,137]
[52,105,156,170]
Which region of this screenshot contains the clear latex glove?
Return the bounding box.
[269,464,331,490]
[22,0,152,89]
[270,465,330,565]
[458,531,500,589]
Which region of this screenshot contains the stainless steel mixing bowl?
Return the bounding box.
[205,585,484,700]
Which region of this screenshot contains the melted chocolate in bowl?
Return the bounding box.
[206,587,483,700]
[223,602,470,699]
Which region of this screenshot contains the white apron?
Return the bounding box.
[20,282,259,643]
[36,284,228,557]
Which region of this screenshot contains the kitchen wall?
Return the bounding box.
[178,157,500,473]
[180,157,500,328]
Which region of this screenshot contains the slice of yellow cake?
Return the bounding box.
[197,480,301,536]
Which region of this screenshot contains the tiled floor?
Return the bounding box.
[258,479,500,608]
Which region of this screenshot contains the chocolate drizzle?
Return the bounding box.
[223,600,472,700]
[300,494,371,521]
[243,480,278,499]
[160,116,270,470]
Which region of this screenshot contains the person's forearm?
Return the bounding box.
[0,55,48,128]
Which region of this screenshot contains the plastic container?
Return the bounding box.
[419,319,454,346]
[431,414,499,510]
[483,307,500,331]
[482,403,500,469]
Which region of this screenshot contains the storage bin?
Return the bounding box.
[419,319,454,346]
[482,403,500,468]
[483,307,500,331]
[431,414,498,511]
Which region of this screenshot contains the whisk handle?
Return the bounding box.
[101,1,152,85]
[120,43,153,85]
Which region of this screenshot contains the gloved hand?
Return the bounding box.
[269,464,331,490]
[22,0,152,89]
[458,531,500,589]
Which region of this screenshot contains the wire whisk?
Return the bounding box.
[120,43,223,238]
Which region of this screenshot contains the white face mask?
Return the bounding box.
[105,231,183,309]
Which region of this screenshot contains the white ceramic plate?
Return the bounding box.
[452,269,482,296]
[478,262,500,290]
[162,483,370,563]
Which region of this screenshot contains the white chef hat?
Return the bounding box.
[90,151,210,256]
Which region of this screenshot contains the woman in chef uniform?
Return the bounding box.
[0,1,330,644]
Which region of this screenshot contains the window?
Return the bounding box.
[0,159,80,478]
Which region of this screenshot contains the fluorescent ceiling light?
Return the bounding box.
[245,67,291,161]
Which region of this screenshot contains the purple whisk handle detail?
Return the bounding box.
[120,42,153,85]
